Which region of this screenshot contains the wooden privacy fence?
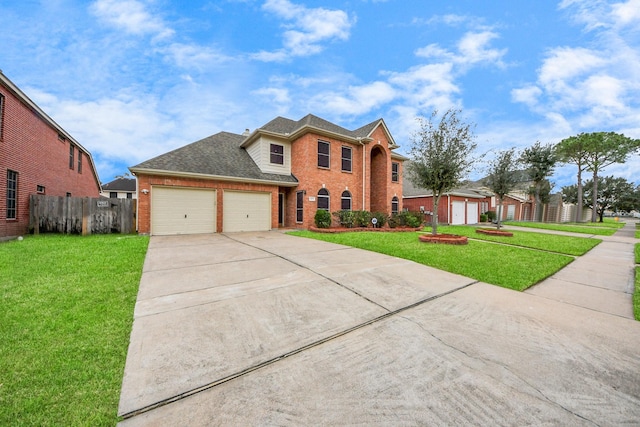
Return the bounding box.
[30,195,136,235]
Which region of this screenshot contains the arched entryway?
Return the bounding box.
[369,145,388,213]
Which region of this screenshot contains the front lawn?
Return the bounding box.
[288,230,596,291]
[503,221,620,236]
[0,234,149,426]
[431,225,601,256]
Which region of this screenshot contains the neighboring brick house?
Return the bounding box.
[0,71,101,239]
[403,163,535,224]
[130,114,406,235]
[101,177,136,199]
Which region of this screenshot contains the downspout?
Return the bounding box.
[360,138,366,210]
[447,194,451,224]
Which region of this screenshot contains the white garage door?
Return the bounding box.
[223,191,271,232]
[152,187,216,235]
[451,201,465,225]
[466,202,478,225]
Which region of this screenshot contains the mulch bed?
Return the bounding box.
[309,226,422,233]
[418,233,468,245]
[475,228,514,237]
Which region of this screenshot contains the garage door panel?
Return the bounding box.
[451,201,465,225]
[152,187,216,235]
[466,202,478,225]
[223,191,271,232]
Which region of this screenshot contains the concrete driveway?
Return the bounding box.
[119,231,640,426]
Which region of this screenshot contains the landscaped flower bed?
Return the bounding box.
[418,233,468,244]
[309,226,422,233]
[476,228,513,237]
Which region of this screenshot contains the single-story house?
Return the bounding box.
[130,114,406,235]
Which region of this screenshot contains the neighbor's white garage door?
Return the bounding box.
[466,202,478,225]
[451,201,465,225]
[151,187,216,235]
[223,191,271,232]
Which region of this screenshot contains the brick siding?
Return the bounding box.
[0,83,100,238]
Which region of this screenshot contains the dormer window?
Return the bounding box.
[270,143,284,165]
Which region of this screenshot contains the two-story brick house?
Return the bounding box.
[0,71,101,239]
[130,114,405,235]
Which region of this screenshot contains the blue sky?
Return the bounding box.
[2,0,639,188]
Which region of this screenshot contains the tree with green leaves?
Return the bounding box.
[520,142,557,222]
[407,109,478,235]
[556,134,589,222]
[580,132,640,222]
[485,148,520,230]
[562,176,636,221]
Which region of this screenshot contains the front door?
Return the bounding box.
[278,193,285,226]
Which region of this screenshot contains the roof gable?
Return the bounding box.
[130,131,297,185]
[243,114,397,147]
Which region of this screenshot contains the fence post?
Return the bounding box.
[82,198,90,236]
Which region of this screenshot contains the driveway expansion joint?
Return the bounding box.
[119,280,480,420]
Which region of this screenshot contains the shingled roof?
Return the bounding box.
[130,131,298,185]
[251,114,397,147]
[102,177,136,192]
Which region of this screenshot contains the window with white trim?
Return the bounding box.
[318,140,330,168]
[0,93,4,139]
[341,190,352,210]
[69,144,75,170]
[341,146,352,172]
[391,162,399,182]
[317,188,329,211]
[391,196,399,215]
[7,170,17,219]
[296,191,304,223]
[270,143,284,165]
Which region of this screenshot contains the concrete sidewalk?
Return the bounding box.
[508,220,636,318]
[118,227,640,426]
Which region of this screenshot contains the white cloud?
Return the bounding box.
[456,31,507,67]
[309,81,396,116]
[257,0,354,61]
[160,43,231,69]
[511,85,542,107]
[252,87,292,115]
[414,30,506,70]
[538,47,605,89]
[612,0,640,26]
[90,0,174,39]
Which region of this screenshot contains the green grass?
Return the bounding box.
[0,234,149,426]
[431,225,601,256]
[503,221,620,236]
[288,230,590,291]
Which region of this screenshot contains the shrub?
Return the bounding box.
[390,211,423,228]
[480,213,488,222]
[486,211,497,221]
[402,211,423,228]
[314,209,332,228]
[353,210,372,227]
[333,210,356,228]
[371,212,388,228]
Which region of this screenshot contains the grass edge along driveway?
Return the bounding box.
[288,227,601,292]
[0,234,149,427]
